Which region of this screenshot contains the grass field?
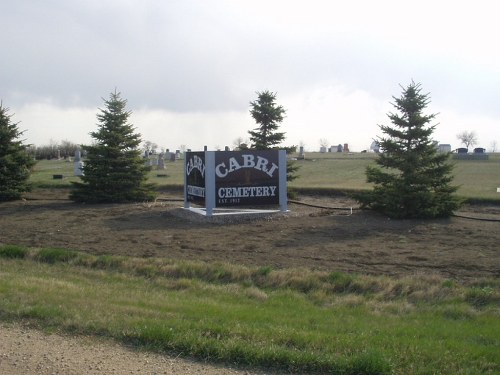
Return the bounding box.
[1,246,499,374]
[30,152,500,201]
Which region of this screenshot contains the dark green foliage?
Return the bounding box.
[70,91,156,203]
[0,103,36,201]
[286,159,300,183]
[248,92,299,182]
[248,91,286,150]
[356,82,461,218]
[0,245,28,259]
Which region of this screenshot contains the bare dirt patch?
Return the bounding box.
[1,189,499,281]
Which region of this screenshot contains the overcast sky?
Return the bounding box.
[2,0,499,152]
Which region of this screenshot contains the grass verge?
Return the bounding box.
[1,245,499,374]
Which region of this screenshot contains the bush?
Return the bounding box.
[465,287,497,309]
[35,248,78,264]
[0,245,28,259]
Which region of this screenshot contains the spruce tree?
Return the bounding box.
[356,82,461,218]
[248,91,299,183]
[0,103,35,201]
[248,91,286,149]
[70,91,156,203]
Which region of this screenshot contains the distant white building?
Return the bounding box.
[438,144,452,153]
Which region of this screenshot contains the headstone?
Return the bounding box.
[74,161,84,176]
[74,150,84,176]
[298,146,305,160]
[438,144,452,153]
[157,153,165,170]
[370,141,380,153]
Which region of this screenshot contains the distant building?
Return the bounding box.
[438,144,452,153]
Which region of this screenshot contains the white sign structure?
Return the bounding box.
[184,150,287,216]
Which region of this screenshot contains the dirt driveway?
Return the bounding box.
[1,189,499,281]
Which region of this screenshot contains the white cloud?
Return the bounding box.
[282,86,387,151]
[15,103,95,146]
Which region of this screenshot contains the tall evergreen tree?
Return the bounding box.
[0,103,36,201]
[70,91,156,203]
[356,82,461,218]
[248,91,286,149]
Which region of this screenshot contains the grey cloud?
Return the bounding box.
[2,0,500,121]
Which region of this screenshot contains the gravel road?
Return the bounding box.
[0,324,272,375]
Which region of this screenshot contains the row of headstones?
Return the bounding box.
[319,144,350,153]
[71,148,183,176]
[144,150,180,170]
[297,144,352,159]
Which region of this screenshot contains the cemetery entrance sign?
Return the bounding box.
[185,150,287,216]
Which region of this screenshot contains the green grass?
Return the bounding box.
[1,245,499,374]
[29,158,80,188]
[30,153,500,201]
[0,245,28,259]
[289,154,375,190]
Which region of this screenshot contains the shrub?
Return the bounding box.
[465,287,497,309]
[35,248,78,264]
[0,245,28,259]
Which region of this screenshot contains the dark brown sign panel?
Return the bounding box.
[185,152,206,204]
[214,150,280,207]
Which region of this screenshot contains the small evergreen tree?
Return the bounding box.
[356,82,461,218]
[0,103,36,201]
[248,91,286,149]
[248,91,299,183]
[70,91,156,203]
